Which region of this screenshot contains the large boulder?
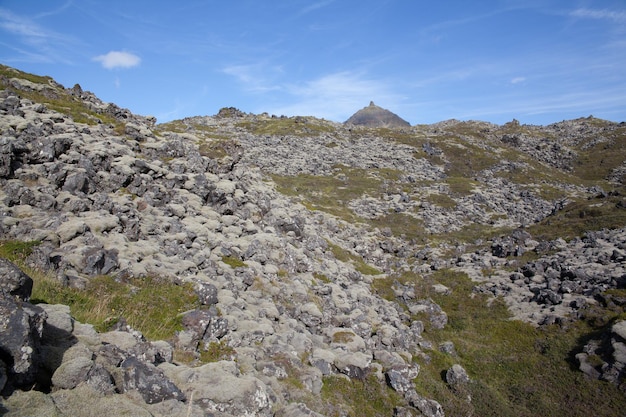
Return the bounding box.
[0,259,47,394]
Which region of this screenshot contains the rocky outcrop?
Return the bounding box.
[344,101,410,128]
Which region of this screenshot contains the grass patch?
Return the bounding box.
[221,255,247,269]
[425,193,457,209]
[0,239,40,260]
[528,194,626,241]
[32,275,199,341]
[236,117,336,137]
[445,176,478,196]
[572,124,626,182]
[320,374,403,417]
[199,341,236,363]
[0,241,200,341]
[369,212,427,243]
[273,165,403,223]
[327,243,381,275]
[409,268,626,417]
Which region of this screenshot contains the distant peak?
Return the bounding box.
[344,102,410,128]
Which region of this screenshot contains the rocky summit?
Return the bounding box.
[344,101,410,128]
[1,64,626,416]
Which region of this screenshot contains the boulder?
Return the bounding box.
[120,356,185,404]
[0,257,33,301]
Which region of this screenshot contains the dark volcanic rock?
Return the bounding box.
[344,101,410,128]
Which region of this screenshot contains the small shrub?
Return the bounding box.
[221,255,247,269]
[200,341,236,363]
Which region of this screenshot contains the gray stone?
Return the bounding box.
[386,368,413,393]
[612,320,626,341]
[120,356,185,404]
[0,297,47,393]
[446,364,470,386]
[51,356,93,389]
[0,258,33,301]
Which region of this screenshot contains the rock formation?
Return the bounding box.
[344,101,410,128]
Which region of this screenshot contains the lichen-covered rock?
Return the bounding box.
[0,295,47,394]
[120,356,185,404]
[0,258,33,301]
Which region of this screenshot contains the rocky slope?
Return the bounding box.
[1,64,626,416]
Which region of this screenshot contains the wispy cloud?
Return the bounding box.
[93,51,141,69]
[0,7,77,63]
[570,8,626,24]
[267,71,405,121]
[510,77,526,84]
[296,0,335,17]
[221,63,283,93]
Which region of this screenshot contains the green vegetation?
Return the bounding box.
[327,243,382,276]
[313,272,332,283]
[32,275,199,340]
[0,239,40,260]
[425,192,457,209]
[572,125,626,182]
[236,117,336,137]
[445,176,478,196]
[200,341,237,362]
[401,269,626,417]
[528,193,626,241]
[198,138,240,160]
[1,240,200,341]
[319,374,403,417]
[221,255,247,269]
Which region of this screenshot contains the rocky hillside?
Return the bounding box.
[1,64,626,416]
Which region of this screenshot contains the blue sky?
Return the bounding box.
[1,1,625,125]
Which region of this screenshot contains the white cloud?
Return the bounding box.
[268,71,405,121]
[93,51,141,69]
[510,76,526,84]
[570,8,626,23]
